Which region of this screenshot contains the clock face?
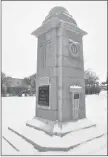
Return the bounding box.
[69,42,80,57]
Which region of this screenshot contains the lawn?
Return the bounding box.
[2,91,107,155]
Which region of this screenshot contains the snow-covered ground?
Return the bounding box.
[86,91,107,126]
[2,91,107,155]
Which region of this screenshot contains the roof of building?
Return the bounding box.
[6,78,29,88]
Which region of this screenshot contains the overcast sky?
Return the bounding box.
[2,1,107,82]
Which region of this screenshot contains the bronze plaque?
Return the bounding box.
[38,85,49,106]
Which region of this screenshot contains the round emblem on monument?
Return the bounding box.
[69,42,80,57]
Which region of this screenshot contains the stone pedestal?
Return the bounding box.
[26,117,96,137]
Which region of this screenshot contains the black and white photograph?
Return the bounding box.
[1,1,107,155]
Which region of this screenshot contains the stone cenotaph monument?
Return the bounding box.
[26,6,95,136]
[7,7,106,154]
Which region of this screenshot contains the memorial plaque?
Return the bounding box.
[38,85,49,106]
[74,93,79,99]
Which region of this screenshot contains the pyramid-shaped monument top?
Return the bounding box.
[32,6,87,37]
[43,6,77,26]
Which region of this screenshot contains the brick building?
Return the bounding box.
[6,78,30,96]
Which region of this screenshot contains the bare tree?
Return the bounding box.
[84,69,99,86]
[1,72,7,94]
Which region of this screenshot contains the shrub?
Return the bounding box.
[85,85,101,95]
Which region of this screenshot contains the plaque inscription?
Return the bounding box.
[38,85,49,106]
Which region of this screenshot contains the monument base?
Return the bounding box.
[26,117,96,137]
[6,118,106,153]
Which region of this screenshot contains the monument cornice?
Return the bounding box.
[31,17,87,38]
[31,18,61,37]
[61,21,87,36]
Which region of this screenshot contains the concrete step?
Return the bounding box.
[71,134,107,155]
[26,118,96,136]
[2,129,38,155]
[37,134,107,155]
[8,122,107,152]
[2,136,20,155]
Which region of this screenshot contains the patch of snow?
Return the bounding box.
[70,85,82,88]
[27,118,96,135]
[27,118,54,133]
[2,128,38,155]
[86,92,107,126]
[2,137,19,155]
[2,91,107,155]
[53,118,95,134]
[100,90,107,96]
[70,134,107,155]
[8,122,106,149]
[39,134,107,155]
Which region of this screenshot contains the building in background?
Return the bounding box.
[6,78,30,96]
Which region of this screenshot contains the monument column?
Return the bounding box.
[26,7,97,137]
[30,6,87,122]
[57,27,63,122]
